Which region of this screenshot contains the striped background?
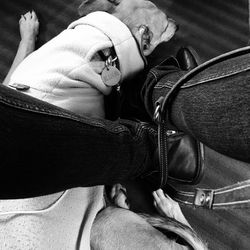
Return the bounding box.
[155,0,249,61]
[146,0,249,67]
[0,0,249,249]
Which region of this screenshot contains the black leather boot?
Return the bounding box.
[139,122,204,190]
[144,48,204,189]
[121,47,204,189]
[176,46,199,70]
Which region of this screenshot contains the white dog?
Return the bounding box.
[5,0,176,118]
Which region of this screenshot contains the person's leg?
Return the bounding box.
[143,46,250,162]
[0,84,156,198]
[0,10,158,198]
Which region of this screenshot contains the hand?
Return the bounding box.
[152,189,191,227]
[19,10,39,43]
[153,189,181,217]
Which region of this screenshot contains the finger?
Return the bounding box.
[153,200,158,207]
[152,191,160,203]
[24,12,31,19]
[164,193,175,203]
[32,10,37,19]
[19,15,25,22]
[110,185,117,200]
[155,189,166,199]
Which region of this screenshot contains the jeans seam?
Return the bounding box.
[0,94,77,117]
[0,95,131,134]
[155,66,250,89]
[186,64,250,86]
[149,69,160,80]
[154,80,174,88]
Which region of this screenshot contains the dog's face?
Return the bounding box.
[78,0,177,56]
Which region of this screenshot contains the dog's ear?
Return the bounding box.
[141,19,177,56]
[138,25,153,57]
[78,0,121,16]
[160,19,177,46]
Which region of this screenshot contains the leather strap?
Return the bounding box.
[154,46,250,209]
[164,180,250,209]
[154,96,168,188]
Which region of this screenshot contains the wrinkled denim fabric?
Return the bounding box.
[0,47,249,198]
[144,47,250,162]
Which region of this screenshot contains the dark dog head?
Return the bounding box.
[78,0,177,57]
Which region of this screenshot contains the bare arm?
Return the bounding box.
[3,11,39,86]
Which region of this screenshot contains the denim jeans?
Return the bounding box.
[0,85,157,198]
[143,46,250,163]
[0,46,249,198]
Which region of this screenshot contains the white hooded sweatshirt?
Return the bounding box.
[9,11,145,118]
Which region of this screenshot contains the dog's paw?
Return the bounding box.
[19,10,39,42]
